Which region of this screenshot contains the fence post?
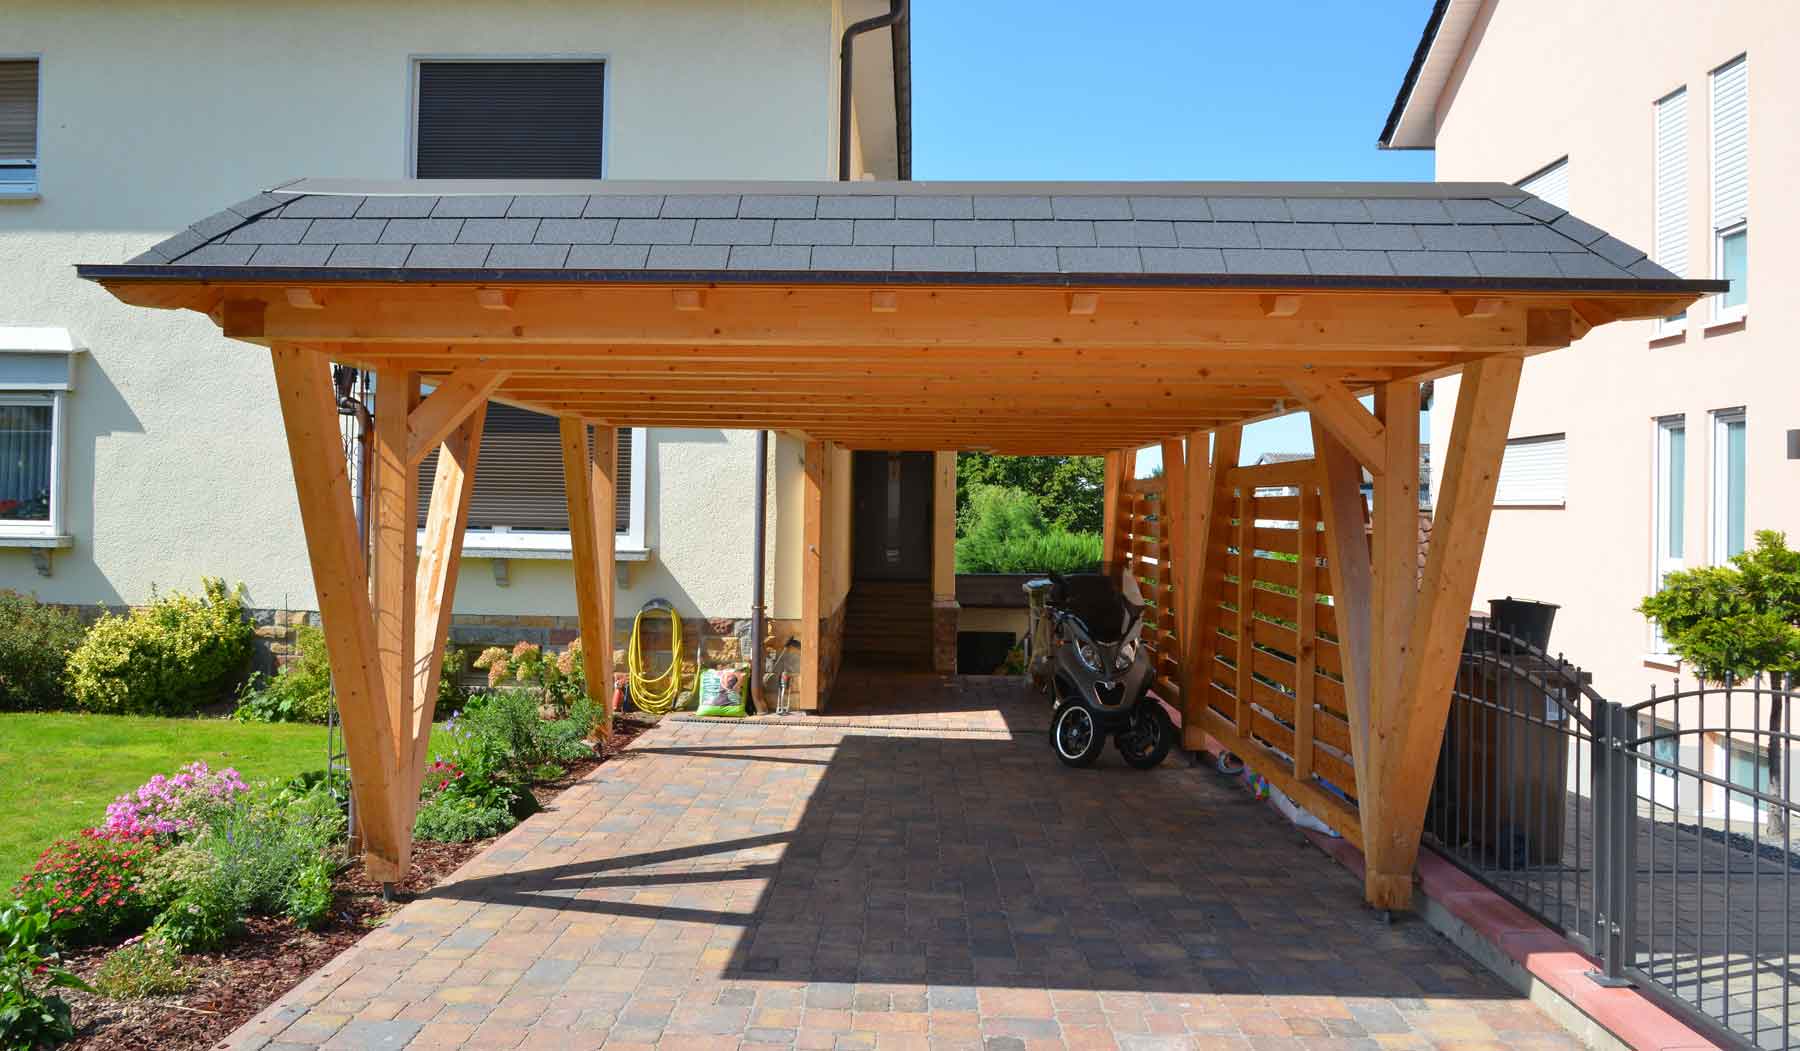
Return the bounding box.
[1587,700,1635,987]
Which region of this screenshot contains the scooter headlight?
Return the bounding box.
[1076,639,1103,672]
[1115,640,1137,671]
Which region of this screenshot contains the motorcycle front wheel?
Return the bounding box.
[1116,702,1175,770]
[1050,702,1105,767]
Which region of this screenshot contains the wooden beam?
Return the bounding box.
[1183,426,1241,750]
[1451,296,1503,319]
[1101,450,1125,575]
[1067,292,1100,316]
[1363,357,1522,911]
[475,288,516,311]
[1285,376,1386,475]
[284,288,324,311]
[406,369,508,466]
[798,439,825,711]
[1312,423,1374,792]
[1294,479,1319,780]
[268,345,407,882]
[409,407,484,808]
[1175,429,1215,745]
[672,289,704,312]
[370,366,420,877]
[1370,381,1421,722]
[589,426,618,734]
[563,419,616,740]
[932,451,957,602]
[870,290,899,313]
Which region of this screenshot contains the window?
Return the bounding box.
[1653,88,1689,334]
[0,59,38,197]
[1639,717,1679,781]
[1711,409,1745,561]
[413,60,604,178]
[416,405,646,557]
[1517,157,1570,210]
[1727,743,1772,814]
[0,327,78,545]
[1651,416,1686,652]
[1710,55,1748,320]
[1493,433,1566,508]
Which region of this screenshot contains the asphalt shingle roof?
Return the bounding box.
[86,178,1711,293]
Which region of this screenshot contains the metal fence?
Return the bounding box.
[1425,620,1799,1050]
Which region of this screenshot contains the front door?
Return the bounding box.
[852,451,934,581]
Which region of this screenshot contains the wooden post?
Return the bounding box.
[1294,480,1319,780]
[932,451,957,603]
[1183,426,1241,748]
[1101,450,1124,575]
[1313,423,1374,790]
[370,366,419,876]
[1370,382,1421,720]
[409,407,484,799]
[562,419,616,739]
[1175,430,1215,745]
[798,439,824,711]
[590,425,618,731]
[269,345,408,883]
[1362,357,1523,910]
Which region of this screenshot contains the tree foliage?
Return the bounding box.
[1639,530,1800,683]
[955,453,1105,536]
[954,484,1103,575]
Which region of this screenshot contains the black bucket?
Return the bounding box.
[1488,596,1559,651]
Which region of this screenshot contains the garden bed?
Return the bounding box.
[51,718,647,1051]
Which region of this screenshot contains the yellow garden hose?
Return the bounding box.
[627,602,685,715]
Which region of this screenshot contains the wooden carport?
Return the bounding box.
[82,178,1715,910]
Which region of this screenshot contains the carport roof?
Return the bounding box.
[79,177,1710,294]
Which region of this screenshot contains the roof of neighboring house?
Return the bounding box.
[78,177,1720,294]
[1379,0,1484,150]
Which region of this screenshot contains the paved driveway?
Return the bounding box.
[230,677,1583,1050]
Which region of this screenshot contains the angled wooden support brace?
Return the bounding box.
[1285,376,1386,475]
[269,344,409,883]
[1361,358,1522,910]
[1312,423,1375,799]
[406,369,508,467]
[1182,426,1241,749]
[409,407,484,801]
[562,419,617,739]
[370,367,421,877]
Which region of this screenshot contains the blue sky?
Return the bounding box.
[909,0,1436,466]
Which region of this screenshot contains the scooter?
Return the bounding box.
[1022,571,1175,769]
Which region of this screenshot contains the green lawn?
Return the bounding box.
[0,713,333,889]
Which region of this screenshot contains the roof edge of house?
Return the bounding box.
[1378,0,1453,150]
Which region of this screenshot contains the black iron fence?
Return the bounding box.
[1426,619,1798,1050]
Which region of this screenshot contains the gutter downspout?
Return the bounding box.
[838,0,909,181]
[749,430,769,711]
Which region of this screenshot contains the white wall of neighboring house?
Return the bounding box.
[0,0,862,623]
[1424,0,1797,820]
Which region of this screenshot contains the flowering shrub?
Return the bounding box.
[14,830,162,945]
[102,761,249,839]
[414,760,517,843]
[474,639,585,711]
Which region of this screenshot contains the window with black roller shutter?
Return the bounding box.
[413,60,604,178]
[418,404,632,535]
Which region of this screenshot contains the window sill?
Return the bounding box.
[1703,316,1747,338]
[1643,653,1680,672]
[0,189,41,202]
[1494,503,1566,510]
[0,532,72,549]
[1648,330,1687,349]
[419,529,649,562]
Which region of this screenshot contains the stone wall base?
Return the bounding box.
[932,599,960,675]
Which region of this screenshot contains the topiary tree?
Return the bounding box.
[1640,530,1800,833]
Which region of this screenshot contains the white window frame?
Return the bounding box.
[0,55,42,200]
[0,326,78,547]
[1708,54,1748,323]
[1650,415,1686,655]
[449,427,648,562]
[405,54,611,180]
[1710,408,1746,563]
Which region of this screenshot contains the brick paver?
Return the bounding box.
[226,677,1586,1050]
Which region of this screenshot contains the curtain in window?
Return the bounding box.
[0,401,52,522]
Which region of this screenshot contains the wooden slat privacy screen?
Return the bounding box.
[1116,457,1362,837]
[415,61,604,179]
[419,404,631,534]
[0,61,39,160]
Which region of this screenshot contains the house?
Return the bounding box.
[0,0,952,693]
[1381,0,1793,821]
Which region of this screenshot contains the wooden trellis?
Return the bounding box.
[1114,474,1184,704]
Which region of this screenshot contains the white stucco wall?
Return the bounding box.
[1427,0,1799,704]
[0,0,844,619]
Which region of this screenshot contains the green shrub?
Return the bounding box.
[93,936,188,999]
[0,591,87,712]
[0,897,89,1051]
[413,760,518,843]
[955,484,1103,575]
[66,578,254,716]
[441,689,593,788]
[235,625,332,723]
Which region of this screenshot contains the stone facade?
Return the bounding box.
[932,598,959,675]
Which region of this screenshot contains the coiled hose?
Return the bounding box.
[627,602,685,715]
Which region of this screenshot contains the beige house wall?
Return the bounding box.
[1428,0,1799,715]
[0,0,860,627]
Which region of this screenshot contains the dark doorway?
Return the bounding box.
[845,451,936,670]
[852,451,934,582]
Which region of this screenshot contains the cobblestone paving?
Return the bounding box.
[228,680,1585,1050]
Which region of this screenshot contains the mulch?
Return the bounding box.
[57,715,651,1051]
